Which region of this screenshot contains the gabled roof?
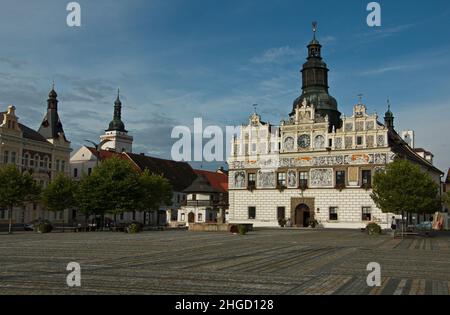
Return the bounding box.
[126,152,197,192]
[18,123,49,143]
[194,170,228,193]
[388,130,443,175]
[84,149,197,192]
[86,147,128,162]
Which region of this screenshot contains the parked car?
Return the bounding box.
[24,219,52,231]
[416,221,432,231]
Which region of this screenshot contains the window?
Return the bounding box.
[248,207,256,220]
[56,160,60,171]
[88,168,92,176]
[299,171,308,188]
[73,168,78,178]
[0,209,7,219]
[357,136,363,146]
[362,207,372,221]
[61,161,66,172]
[3,151,9,164]
[248,173,256,187]
[198,213,203,222]
[329,207,338,221]
[336,170,346,186]
[277,207,286,220]
[328,139,333,147]
[277,172,286,187]
[132,211,136,221]
[23,154,29,167]
[181,213,186,222]
[10,152,16,164]
[39,157,44,168]
[43,157,49,169]
[120,212,124,220]
[362,170,372,186]
[192,194,197,201]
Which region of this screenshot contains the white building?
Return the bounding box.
[227,26,443,229]
[178,170,228,226]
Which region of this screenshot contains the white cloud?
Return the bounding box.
[251,46,301,64]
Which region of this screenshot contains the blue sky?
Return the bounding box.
[0,0,449,172]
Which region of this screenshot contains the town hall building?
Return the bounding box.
[227,25,443,229]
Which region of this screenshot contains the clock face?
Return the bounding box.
[284,137,294,151]
[298,134,311,149]
[314,135,325,149]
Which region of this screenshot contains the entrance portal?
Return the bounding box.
[295,204,311,227]
[188,212,195,224]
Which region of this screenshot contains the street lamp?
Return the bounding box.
[85,139,111,167]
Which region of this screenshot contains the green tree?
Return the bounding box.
[443,191,450,209]
[371,159,441,221]
[41,173,78,222]
[0,165,41,234]
[75,157,142,226]
[138,170,173,224]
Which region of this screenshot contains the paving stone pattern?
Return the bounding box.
[0,229,449,295]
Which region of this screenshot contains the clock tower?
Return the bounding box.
[291,22,342,131]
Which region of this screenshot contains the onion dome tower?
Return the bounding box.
[291,22,342,130]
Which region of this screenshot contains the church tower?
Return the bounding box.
[100,90,133,153]
[38,85,69,143]
[291,22,342,131]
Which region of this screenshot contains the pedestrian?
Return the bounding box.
[391,216,397,230]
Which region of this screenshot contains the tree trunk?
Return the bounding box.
[8,206,13,234]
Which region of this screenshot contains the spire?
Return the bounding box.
[107,89,126,132]
[252,103,258,114]
[384,99,395,130]
[291,22,342,131]
[308,21,321,58]
[312,21,318,41]
[38,84,67,141]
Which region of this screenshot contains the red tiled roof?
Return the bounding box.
[85,147,141,173]
[194,169,228,193]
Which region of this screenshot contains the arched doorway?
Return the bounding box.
[188,212,195,224]
[295,204,311,227]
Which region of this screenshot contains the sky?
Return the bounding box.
[0,0,449,173]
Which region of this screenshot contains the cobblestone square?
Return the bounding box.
[1,229,449,295]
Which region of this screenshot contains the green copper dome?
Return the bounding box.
[106,91,127,132]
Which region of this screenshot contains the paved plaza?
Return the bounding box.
[0,229,449,295]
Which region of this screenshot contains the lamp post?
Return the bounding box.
[85,139,111,167]
[84,139,111,231]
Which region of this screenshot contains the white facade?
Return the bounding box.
[100,130,133,153]
[227,102,429,229]
[178,193,218,226]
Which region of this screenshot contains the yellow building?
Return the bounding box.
[0,87,71,226]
